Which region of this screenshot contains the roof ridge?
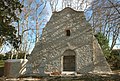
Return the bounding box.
[53,7,84,14]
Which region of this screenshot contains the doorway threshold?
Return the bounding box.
[62,71,77,75]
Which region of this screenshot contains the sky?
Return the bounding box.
[18,0,52,54]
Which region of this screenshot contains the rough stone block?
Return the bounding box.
[4,59,28,78]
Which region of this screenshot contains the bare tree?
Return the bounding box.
[90,0,120,50]
[7,0,49,59]
[49,0,92,11]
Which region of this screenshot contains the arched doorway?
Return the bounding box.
[63,50,76,71]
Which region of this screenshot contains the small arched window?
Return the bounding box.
[66,30,70,36]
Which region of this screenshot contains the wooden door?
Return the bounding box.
[63,56,75,71]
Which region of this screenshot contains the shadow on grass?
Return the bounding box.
[0,67,4,77]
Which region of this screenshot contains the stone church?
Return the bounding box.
[26,7,111,75]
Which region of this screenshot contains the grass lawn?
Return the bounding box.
[0,60,4,67]
[0,60,4,77]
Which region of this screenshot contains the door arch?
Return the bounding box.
[62,49,76,71]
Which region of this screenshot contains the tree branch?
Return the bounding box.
[108,0,120,14]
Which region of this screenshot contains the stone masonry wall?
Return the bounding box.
[93,37,112,73]
[30,8,93,73]
[27,7,111,74]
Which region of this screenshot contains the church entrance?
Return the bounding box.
[63,50,76,71]
[63,55,75,71]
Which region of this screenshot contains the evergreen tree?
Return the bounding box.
[0,0,23,49]
[95,32,110,59]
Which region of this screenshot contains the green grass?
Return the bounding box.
[0,60,4,67]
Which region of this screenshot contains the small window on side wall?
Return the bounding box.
[66,30,70,36]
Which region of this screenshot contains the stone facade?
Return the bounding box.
[26,7,111,75]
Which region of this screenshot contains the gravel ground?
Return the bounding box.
[0,73,120,81]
